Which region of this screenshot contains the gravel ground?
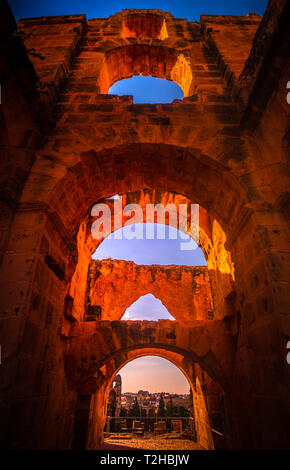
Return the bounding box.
[103,438,205,450]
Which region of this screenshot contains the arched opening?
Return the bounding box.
[43,143,246,448]
[109,76,184,103]
[98,46,193,96]
[101,353,224,450]
[63,316,232,449]
[68,186,234,323]
[104,355,194,443]
[121,294,175,321]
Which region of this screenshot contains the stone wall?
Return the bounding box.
[0,1,289,450]
[88,260,214,321]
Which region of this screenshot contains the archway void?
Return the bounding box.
[121,294,175,321]
[93,223,207,266]
[108,75,184,103]
[117,356,190,394]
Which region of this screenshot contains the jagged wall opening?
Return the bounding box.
[121,294,175,321]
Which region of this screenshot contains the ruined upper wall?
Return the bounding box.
[17,9,261,109]
[87,259,214,322]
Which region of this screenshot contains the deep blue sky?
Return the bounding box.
[109,76,183,103]
[9,0,268,22]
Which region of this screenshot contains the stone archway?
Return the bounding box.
[69,188,234,323]
[63,318,235,397]
[46,142,244,320]
[3,141,274,450]
[85,348,220,450]
[2,139,285,450]
[46,143,248,233]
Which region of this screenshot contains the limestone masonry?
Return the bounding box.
[0,0,289,450]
